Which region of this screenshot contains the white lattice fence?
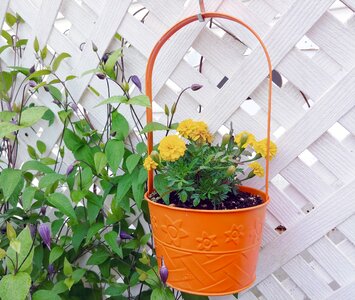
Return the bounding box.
[1,0,355,299]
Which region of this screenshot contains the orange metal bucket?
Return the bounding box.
[145,186,269,296]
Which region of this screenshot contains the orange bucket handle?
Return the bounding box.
[145,12,273,198]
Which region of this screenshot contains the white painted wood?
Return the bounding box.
[0,0,10,29]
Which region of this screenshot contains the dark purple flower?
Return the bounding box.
[29,224,36,238]
[48,264,55,275]
[119,231,133,240]
[191,83,203,91]
[96,73,106,80]
[38,223,51,250]
[102,53,109,63]
[159,257,168,285]
[28,80,36,88]
[129,75,142,92]
[40,206,46,216]
[29,65,36,74]
[44,85,49,92]
[66,164,74,176]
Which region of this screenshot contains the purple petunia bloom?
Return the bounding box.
[38,223,51,250]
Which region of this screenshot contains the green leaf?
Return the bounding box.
[115,174,132,203]
[181,292,209,300]
[49,246,64,264]
[0,44,11,54]
[140,122,169,134]
[111,111,129,140]
[128,95,151,107]
[64,277,74,290]
[0,71,13,93]
[0,272,31,300]
[36,140,46,154]
[72,222,89,252]
[151,287,175,300]
[52,53,71,71]
[20,106,48,127]
[28,69,51,80]
[46,85,62,101]
[0,168,23,200]
[63,257,73,276]
[72,269,86,283]
[47,193,77,223]
[126,154,140,173]
[105,283,128,296]
[41,46,48,60]
[86,248,110,265]
[64,129,84,152]
[5,13,17,27]
[105,49,122,79]
[94,95,128,107]
[154,174,170,204]
[33,290,61,300]
[140,233,151,246]
[38,173,64,189]
[22,186,36,211]
[132,175,144,208]
[22,160,54,173]
[85,223,104,244]
[6,227,34,274]
[1,30,12,44]
[42,109,55,126]
[27,145,38,159]
[94,152,107,174]
[0,122,22,138]
[10,239,21,253]
[105,140,124,173]
[104,231,123,258]
[34,37,39,52]
[0,111,16,122]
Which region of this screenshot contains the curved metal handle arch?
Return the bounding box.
[145,12,273,197]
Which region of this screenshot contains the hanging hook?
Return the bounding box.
[198,0,205,22]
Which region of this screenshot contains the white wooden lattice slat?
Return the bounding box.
[0,0,10,29]
[202,0,335,133]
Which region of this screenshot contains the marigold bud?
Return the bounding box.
[226,165,236,176]
[150,150,160,163]
[221,134,231,148]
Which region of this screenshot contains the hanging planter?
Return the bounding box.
[144,12,274,296]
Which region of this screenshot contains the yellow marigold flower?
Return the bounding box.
[234,131,256,147]
[249,162,264,177]
[143,156,158,171]
[254,139,277,160]
[177,119,194,139]
[158,135,186,162]
[189,121,213,143]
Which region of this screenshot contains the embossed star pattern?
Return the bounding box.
[196,231,218,251]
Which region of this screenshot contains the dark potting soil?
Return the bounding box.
[150,190,263,210]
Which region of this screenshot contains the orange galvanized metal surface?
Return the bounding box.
[145,186,269,295]
[144,11,273,295]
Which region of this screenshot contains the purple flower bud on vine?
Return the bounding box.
[191,83,203,91]
[48,264,55,275]
[28,80,36,88]
[159,257,169,285]
[29,65,36,74]
[44,85,49,92]
[38,223,51,250]
[69,102,78,113]
[52,100,61,107]
[96,73,106,80]
[40,206,47,216]
[102,53,109,63]
[29,224,36,238]
[92,42,98,52]
[66,164,74,176]
[130,75,142,92]
[119,231,133,240]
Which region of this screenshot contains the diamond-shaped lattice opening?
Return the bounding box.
[330,0,354,23]
[298,149,318,167]
[327,227,347,245]
[296,35,319,58]
[55,12,72,34]
[328,122,350,142]
[183,47,202,69]
[240,98,261,116]
[128,3,148,21]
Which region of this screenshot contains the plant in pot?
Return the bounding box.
[141,11,276,296]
